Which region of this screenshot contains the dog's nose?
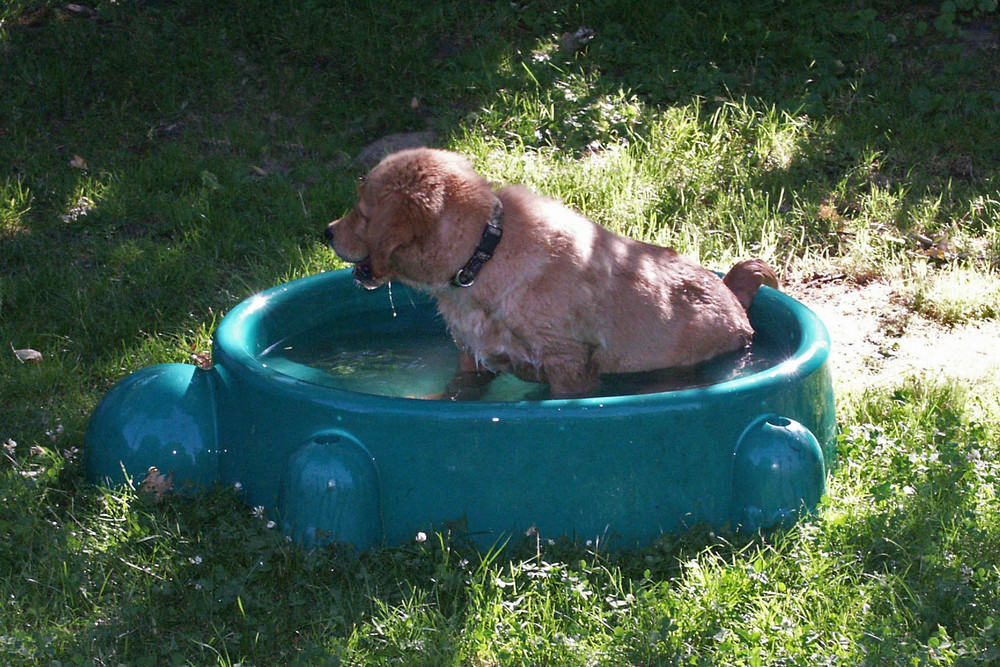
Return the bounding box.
[324,225,334,242]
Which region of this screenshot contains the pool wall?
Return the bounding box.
[86,269,835,549]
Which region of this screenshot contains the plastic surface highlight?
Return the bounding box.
[85,363,218,491]
[731,414,827,531]
[279,432,383,548]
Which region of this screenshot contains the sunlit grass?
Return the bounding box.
[910,264,1000,324]
[0,176,31,233]
[459,99,816,269]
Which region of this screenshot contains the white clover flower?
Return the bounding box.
[415,531,427,543]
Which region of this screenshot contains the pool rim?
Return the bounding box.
[212,268,830,416]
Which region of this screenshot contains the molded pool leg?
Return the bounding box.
[278,432,383,549]
[84,363,220,491]
[730,414,826,532]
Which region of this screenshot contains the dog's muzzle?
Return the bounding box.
[324,224,379,290]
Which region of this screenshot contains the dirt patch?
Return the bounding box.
[784,274,1000,390]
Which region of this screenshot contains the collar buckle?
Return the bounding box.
[451,201,504,288]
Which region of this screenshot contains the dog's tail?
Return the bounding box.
[723,259,779,310]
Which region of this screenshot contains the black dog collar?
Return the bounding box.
[451,200,504,288]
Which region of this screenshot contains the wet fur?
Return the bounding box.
[326,148,778,398]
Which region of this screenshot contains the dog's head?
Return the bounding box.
[325,148,494,290]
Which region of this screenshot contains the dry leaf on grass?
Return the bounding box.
[63,4,98,20]
[186,340,213,369]
[140,466,174,501]
[2,440,17,467]
[12,346,43,363]
[817,203,842,223]
[190,351,213,369]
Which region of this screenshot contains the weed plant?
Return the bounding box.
[2,0,1000,664]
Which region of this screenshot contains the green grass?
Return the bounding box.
[909,264,1000,323]
[2,0,1000,664]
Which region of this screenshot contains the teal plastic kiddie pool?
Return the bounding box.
[85,268,835,549]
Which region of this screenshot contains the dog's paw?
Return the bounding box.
[443,369,498,401]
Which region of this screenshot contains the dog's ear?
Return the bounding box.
[367,179,444,281]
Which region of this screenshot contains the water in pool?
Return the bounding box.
[261,325,792,401]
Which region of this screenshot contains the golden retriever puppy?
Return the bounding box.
[325,148,778,399]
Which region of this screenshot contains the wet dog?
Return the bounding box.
[326,148,778,399]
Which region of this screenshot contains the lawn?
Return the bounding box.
[2,0,999,664]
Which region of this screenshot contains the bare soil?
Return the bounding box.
[784,274,1000,390]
